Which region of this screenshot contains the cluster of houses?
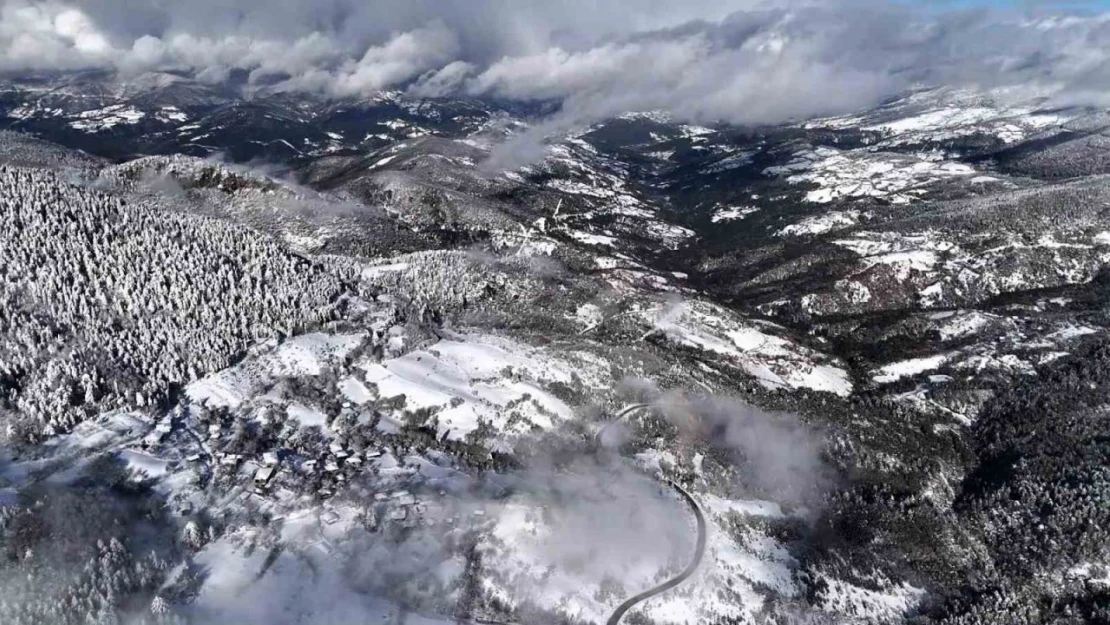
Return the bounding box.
[139,402,442,530]
[296,440,380,496]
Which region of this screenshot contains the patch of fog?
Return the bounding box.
[655,392,832,505]
[481,461,695,623]
[188,524,458,625]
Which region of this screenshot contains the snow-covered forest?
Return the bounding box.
[0,167,347,444]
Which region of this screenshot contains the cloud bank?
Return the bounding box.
[5,1,1110,140]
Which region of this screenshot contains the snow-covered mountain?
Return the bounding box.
[1,72,1109,625]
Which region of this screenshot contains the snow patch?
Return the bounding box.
[357,335,593,441]
[779,210,861,236]
[118,448,169,478]
[69,105,146,132]
[711,205,760,223]
[766,147,977,205]
[873,354,951,384]
[187,333,366,408]
[935,311,996,340]
[649,300,853,396]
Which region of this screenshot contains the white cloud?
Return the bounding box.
[407,60,475,98]
[329,22,459,96]
[466,41,698,102]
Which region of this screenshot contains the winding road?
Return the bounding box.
[594,403,650,449]
[597,404,709,625]
[605,479,707,625]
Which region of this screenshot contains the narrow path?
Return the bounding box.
[605,479,707,625]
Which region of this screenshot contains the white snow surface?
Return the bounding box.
[806,89,1070,145]
[779,210,862,236]
[187,333,367,408]
[648,300,852,396]
[711,205,760,223]
[833,230,958,279]
[873,354,952,384]
[69,105,146,131]
[118,448,170,478]
[765,146,976,204]
[934,311,998,341]
[700,494,786,519]
[357,334,601,441]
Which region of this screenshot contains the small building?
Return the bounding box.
[254,465,276,486]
